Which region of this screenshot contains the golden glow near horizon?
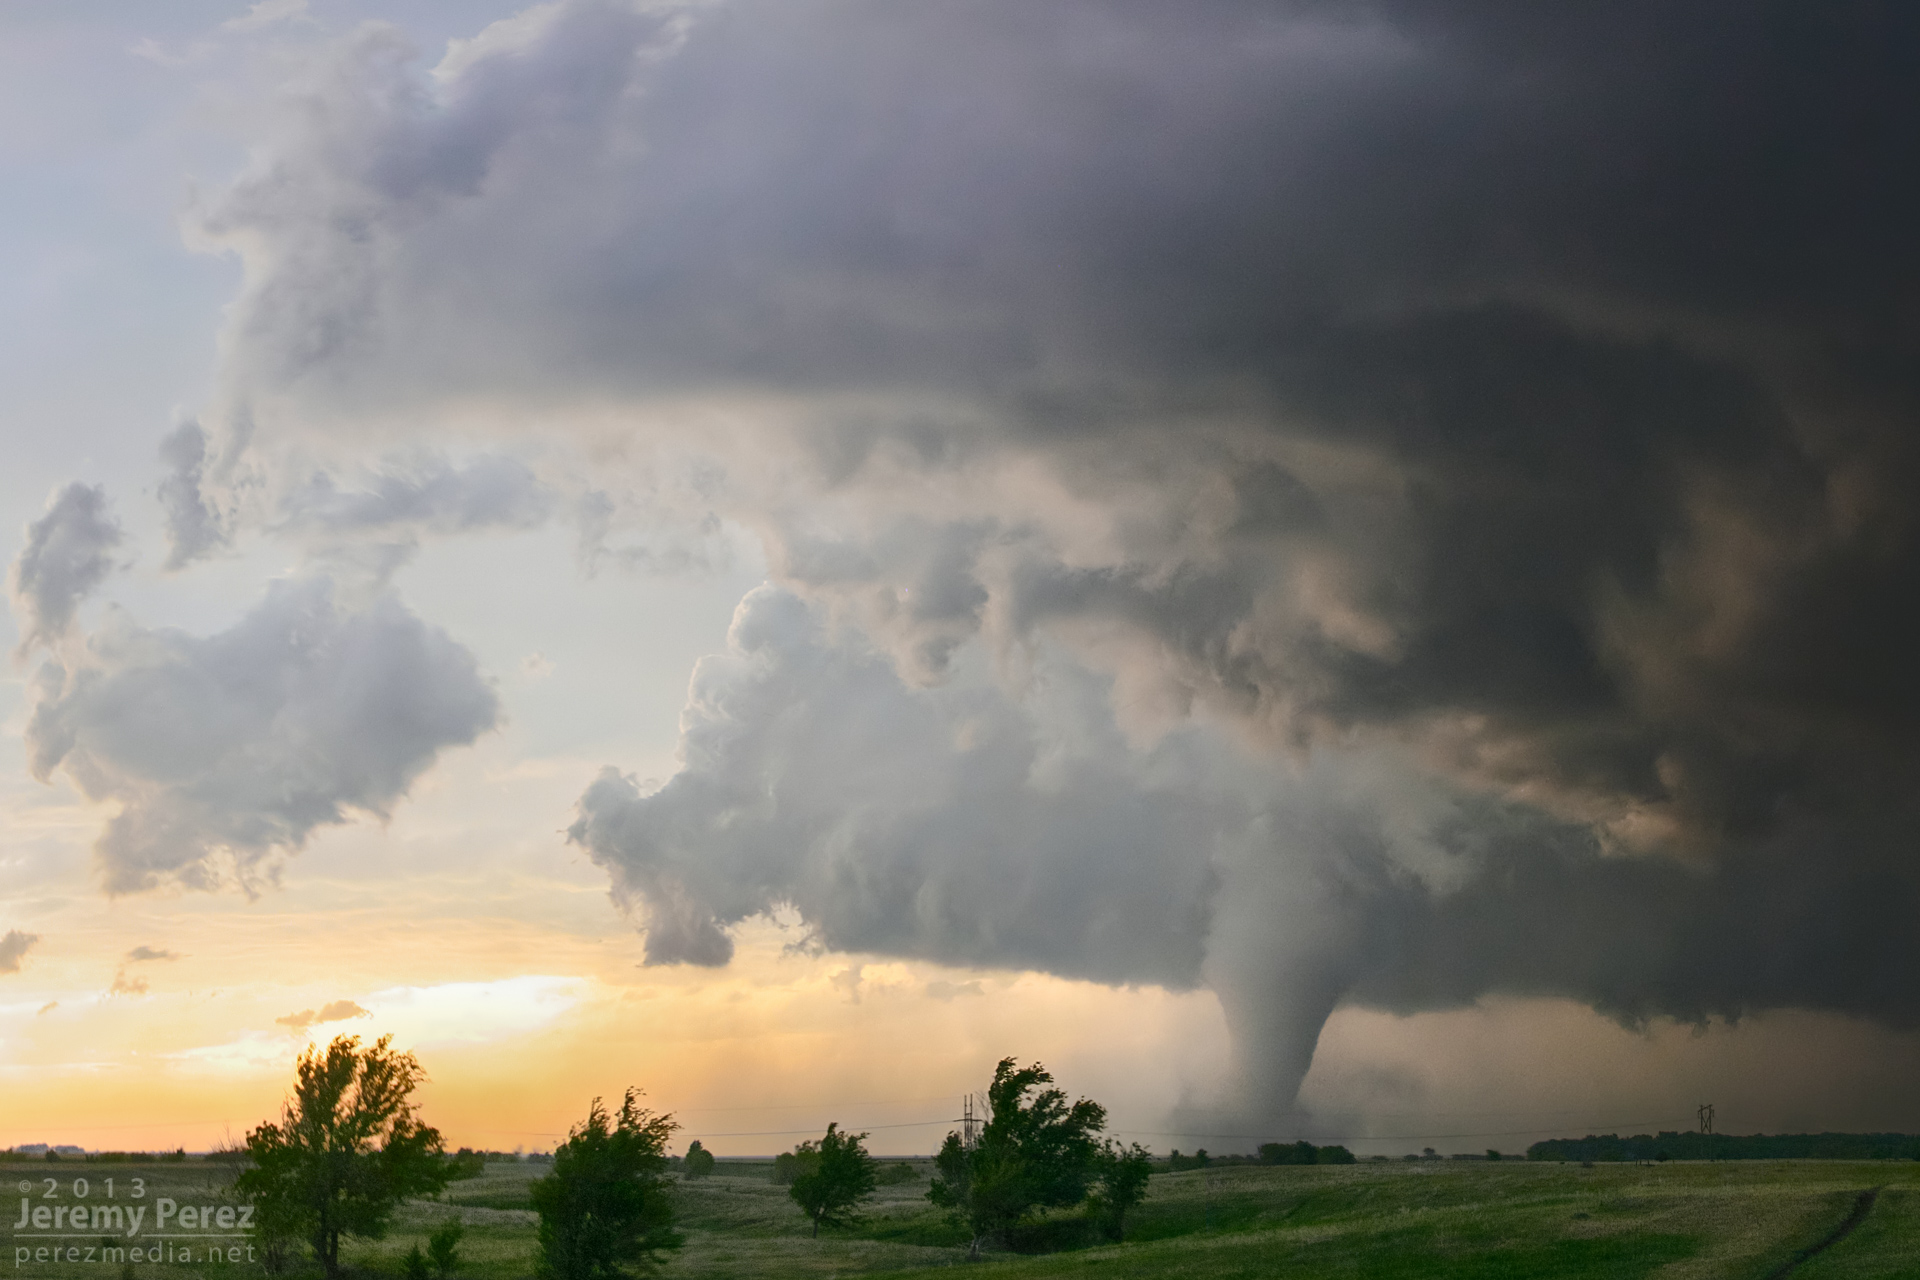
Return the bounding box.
[10,641,1920,1155]
[0,729,1233,1155]
[8,714,1920,1155]
[12,705,1920,1159]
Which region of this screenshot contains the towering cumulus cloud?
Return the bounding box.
[568,587,1229,979]
[191,1,1920,1123]
[23,578,499,893]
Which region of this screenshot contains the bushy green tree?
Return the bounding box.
[448,1149,488,1180]
[876,1161,921,1185]
[1088,1142,1153,1240]
[928,1058,1108,1258]
[427,1219,464,1276]
[770,1150,807,1186]
[681,1140,716,1180]
[788,1124,877,1237]
[531,1090,682,1280]
[235,1035,452,1279]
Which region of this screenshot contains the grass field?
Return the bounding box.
[5,1157,1917,1279]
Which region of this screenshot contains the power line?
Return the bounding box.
[662,1096,959,1113]
[675,1118,956,1139]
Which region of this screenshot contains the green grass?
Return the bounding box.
[6,1156,1918,1279]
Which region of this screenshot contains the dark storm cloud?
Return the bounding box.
[1350,804,1920,1031]
[10,484,124,658]
[192,0,1920,1120]
[26,577,499,894]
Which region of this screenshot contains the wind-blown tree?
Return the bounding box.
[787,1123,878,1237]
[235,1035,453,1279]
[531,1090,682,1280]
[1088,1142,1154,1240]
[928,1058,1108,1258]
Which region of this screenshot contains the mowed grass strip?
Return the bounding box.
[860,1160,1920,1280]
[1767,1185,1920,1280]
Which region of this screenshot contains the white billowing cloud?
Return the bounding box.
[568,586,1233,984]
[26,576,499,894]
[0,931,39,975]
[10,484,124,659]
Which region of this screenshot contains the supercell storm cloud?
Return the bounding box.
[22,0,1920,1128]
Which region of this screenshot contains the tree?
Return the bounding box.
[235,1035,452,1279]
[681,1140,716,1180]
[1257,1141,1317,1166]
[770,1150,806,1185]
[530,1089,682,1280]
[1087,1142,1153,1240]
[928,1058,1108,1258]
[427,1219,464,1276]
[787,1124,878,1237]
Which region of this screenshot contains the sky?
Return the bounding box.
[6,0,1920,1158]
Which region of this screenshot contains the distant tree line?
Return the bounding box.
[1528,1132,1920,1162]
[5,1149,189,1163]
[448,1148,553,1166]
[1162,1142,1355,1171]
[1259,1141,1357,1166]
